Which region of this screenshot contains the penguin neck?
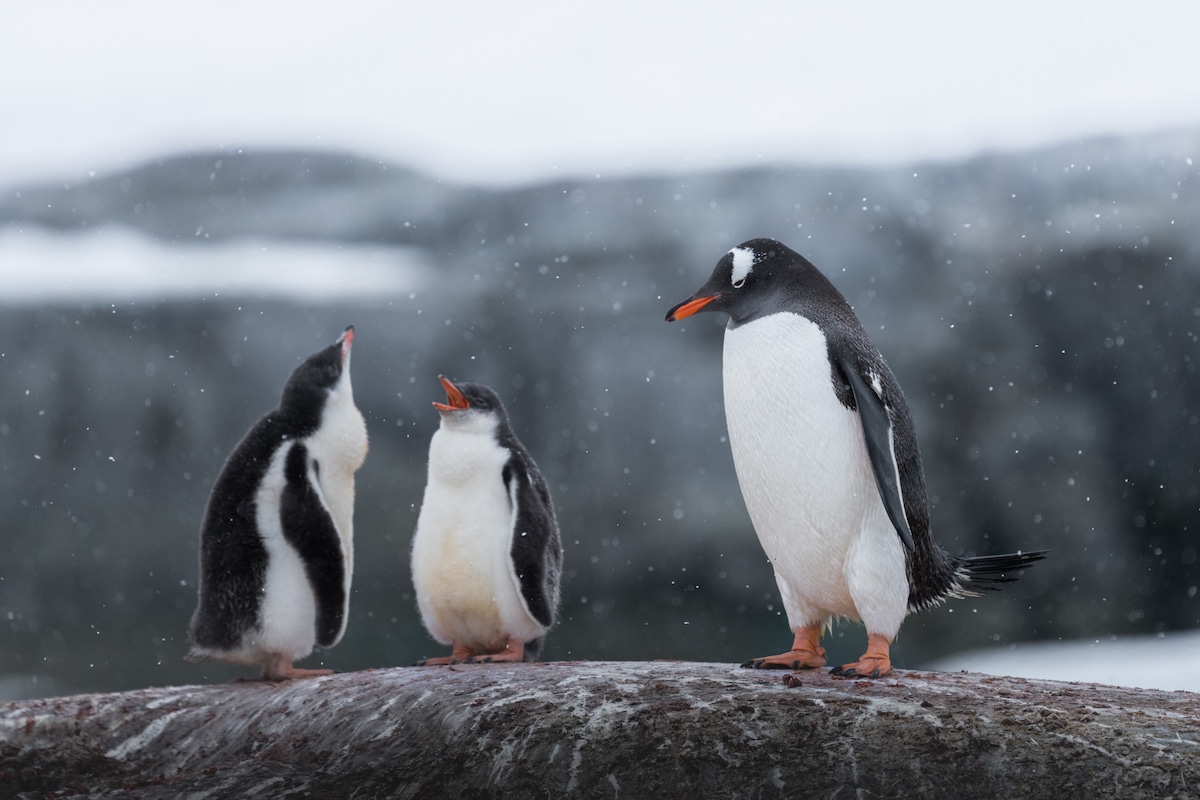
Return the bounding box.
[438,407,504,435]
[304,376,368,537]
[313,377,366,464]
[428,415,508,486]
[726,304,793,331]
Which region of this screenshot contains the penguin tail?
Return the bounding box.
[183,647,213,664]
[522,637,544,662]
[954,549,1049,595]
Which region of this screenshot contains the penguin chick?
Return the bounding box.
[411,376,563,665]
[187,326,368,680]
[666,239,1045,678]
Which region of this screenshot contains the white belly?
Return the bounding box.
[252,442,319,662]
[411,429,543,652]
[305,381,368,566]
[723,314,908,634]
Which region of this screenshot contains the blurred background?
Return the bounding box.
[2,2,1199,700]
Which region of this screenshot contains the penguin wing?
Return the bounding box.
[192,480,269,651]
[190,423,280,652]
[839,356,916,553]
[504,460,562,629]
[280,443,347,648]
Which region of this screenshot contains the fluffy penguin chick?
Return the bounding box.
[666,239,1045,678]
[187,326,368,680]
[411,376,563,665]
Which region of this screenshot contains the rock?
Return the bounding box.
[2,661,1198,798]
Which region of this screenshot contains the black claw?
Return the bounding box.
[413,660,428,667]
[743,658,813,671]
[829,665,845,676]
[870,669,881,679]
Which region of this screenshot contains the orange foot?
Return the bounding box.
[742,624,827,670]
[463,639,527,664]
[414,638,528,666]
[830,633,893,679]
[260,654,334,681]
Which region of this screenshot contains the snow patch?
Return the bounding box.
[0,227,426,303]
[145,693,190,710]
[926,630,1200,693]
[105,708,187,760]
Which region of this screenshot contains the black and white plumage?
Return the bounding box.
[187,326,368,680]
[666,239,1045,678]
[410,377,563,665]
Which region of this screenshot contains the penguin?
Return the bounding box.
[666,239,1045,678]
[187,326,368,680]
[410,376,563,665]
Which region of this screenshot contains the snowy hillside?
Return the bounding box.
[1,132,1198,698]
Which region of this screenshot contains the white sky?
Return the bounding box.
[3,1,1200,187]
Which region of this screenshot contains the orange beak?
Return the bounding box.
[432,375,470,411]
[665,294,719,322]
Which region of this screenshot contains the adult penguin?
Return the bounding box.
[667,239,1044,678]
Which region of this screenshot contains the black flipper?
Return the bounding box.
[280,442,347,648]
[840,356,916,553]
[189,416,281,653]
[504,460,562,630]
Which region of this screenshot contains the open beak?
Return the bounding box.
[433,375,470,412]
[665,294,719,322]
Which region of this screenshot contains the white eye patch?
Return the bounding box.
[729,247,755,288]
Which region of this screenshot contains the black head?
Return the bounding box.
[432,376,509,424]
[280,325,354,415]
[665,238,844,326]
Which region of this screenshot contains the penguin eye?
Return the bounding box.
[732,278,746,289]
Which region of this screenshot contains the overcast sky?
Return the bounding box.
[3,1,1200,187]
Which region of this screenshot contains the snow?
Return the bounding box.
[926,630,1200,693]
[105,708,187,760]
[3,2,1200,187]
[0,227,426,302]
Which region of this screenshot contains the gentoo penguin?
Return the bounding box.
[666,239,1045,678]
[410,376,563,665]
[187,326,368,680]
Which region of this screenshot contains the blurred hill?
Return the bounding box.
[1,131,1198,698]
